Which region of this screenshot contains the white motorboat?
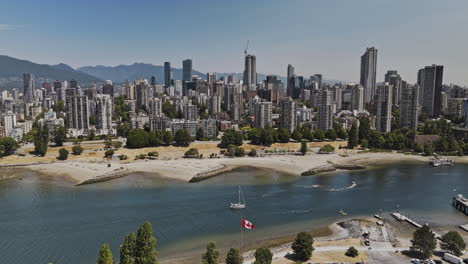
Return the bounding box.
[230,186,246,209]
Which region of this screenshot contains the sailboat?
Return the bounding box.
[230,186,246,209]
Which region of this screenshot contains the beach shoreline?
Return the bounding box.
[6,151,432,185]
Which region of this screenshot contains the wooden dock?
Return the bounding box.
[391,213,441,239]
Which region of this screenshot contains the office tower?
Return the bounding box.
[279,97,297,132]
[376,83,393,133]
[164,61,171,88]
[69,79,78,90]
[385,70,402,106]
[360,47,378,104]
[287,64,294,97]
[263,75,283,104]
[351,85,364,111]
[135,81,149,110]
[400,84,419,130]
[318,89,334,131]
[243,54,257,90]
[2,111,16,137]
[254,101,272,128]
[102,80,114,97]
[148,98,162,118]
[310,74,322,92]
[207,73,216,84]
[209,95,221,115]
[230,92,243,121]
[23,73,35,103]
[150,76,157,86]
[293,76,304,99]
[174,80,183,96]
[183,104,198,121]
[227,75,238,84]
[418,64,444,117]
[66,95,89,130]
[332,85,343,111]
[95,94,112,131]
[183,59,192,82]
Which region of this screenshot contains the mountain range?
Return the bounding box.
[0,55,101,89]
[0,55,344,90]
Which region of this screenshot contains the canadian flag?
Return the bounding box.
[241,219,255,230]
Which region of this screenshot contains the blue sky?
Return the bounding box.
[1,0,468,85]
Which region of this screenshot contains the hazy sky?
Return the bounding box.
[1,0,467,85]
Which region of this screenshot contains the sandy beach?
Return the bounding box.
[20,150,430,184]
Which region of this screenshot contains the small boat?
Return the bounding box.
[429,159,454,167]
[230,186,246,209]
[339,210,348,216]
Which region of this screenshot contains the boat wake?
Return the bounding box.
[261,189,286,198]
[297,181,357,192]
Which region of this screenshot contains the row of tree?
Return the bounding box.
[0,137,19,157]
[411,225,466,259]
[126,129,192,148]
[97,221,158,264]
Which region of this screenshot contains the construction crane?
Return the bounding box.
[244,40,249,55]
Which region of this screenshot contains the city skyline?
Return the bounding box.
[1,0,468,85]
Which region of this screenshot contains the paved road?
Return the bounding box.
[368,251,410,264]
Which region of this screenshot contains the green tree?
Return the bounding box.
[300,141,308,156]
[277,128,290,143]
[292,232,314,261]
[135,221,158,264]
[120,232,136,264]
[347,124,358,149]
[162,102,176,119]
[147,131,162,147]
[345,246,359,257]
[174,129,192,147]
[319,144,335,153]
[72,145,84,155]
[127,129,149,148]
[58,148,69,160]
[53,125,67,146]
[325,128,337,141]
[105,149,114,158]
[184,148,199,158]
[196,128,205,140]
[360,139,369,149]
[424,144,433,156]
[292,129,303,141]
[441,231,466,256]
[225,248,243,264]
[227,144,244,157]
[248,148,257,157]
[0,137,18,156]
[368,130,385,149]
[201,242,220,264]
[162,131,173,145]
[253,248,272,264]
[358,117,371,141]
[34,124,49,156]
[220,129,243,148]
[302,127,314,141]
[337,127,348,140]
[89,129,96,140]
[260,127,275,146]
[117,123,131,137]
[97,244,113,264]
[411,225,437,259]
[314,129,325,141]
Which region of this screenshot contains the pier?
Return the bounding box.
[391,213,441,239]
[452,195,468,215]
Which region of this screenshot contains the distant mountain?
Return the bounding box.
[0,55,102,89]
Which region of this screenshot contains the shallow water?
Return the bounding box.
[0,163,467,264]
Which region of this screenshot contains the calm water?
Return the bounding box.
[0,163,467,264]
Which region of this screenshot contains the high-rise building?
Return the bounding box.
[164,62,172,88]
[2,111,16,137]
[66,95,89,130]
[23,73,35,103]
[400,84,419,130]
[95,94,112,131]
[70,79,78,90]
[360,47,378,104]
[376,83,393,133]
[351,85,364,111]
[332,85,343,111]
[102,80,114,97]
[317,89,334,131]
[230,92,243,121]
[287,64,294,97]
[279,97,297,132]
[385,70,402,107]
[243,54,257,90]
[227,75,238,84]
[148,98,162,118]
[209,95,221,115]
[254,101,272,128]
[182,59,192,82]
[183,104,198,121]
[418,64,444,117]
[135,81,150,109]
[207,73,216,84]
